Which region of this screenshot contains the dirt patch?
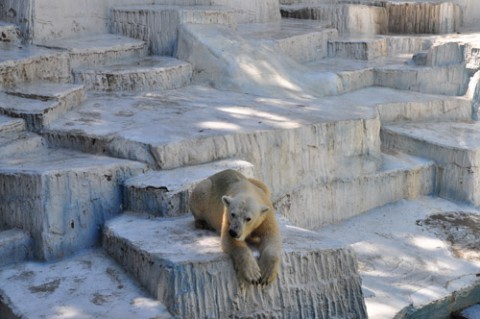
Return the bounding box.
[29,279,61,294]
[417,211,480,260]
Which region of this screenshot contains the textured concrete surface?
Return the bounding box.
[318,196,480,319]
[0,249,171,319]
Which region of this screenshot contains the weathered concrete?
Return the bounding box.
[0,115,26,144]
[177,23,343,98]
[74,56,192,92]
[111,5,237,56]
[0,22,20,43]
[40,34,147,69]
[280,3,388,35]
[0,228,32,267]
[104,214,367,319]
[0,43,70,88]
[237,19,338,63]
[318,197,480,319]
[0,249,171,319]
[0,147,146,260]
[0,83,86,131]
[328,38,387,60]
[382,121,480,207]
[123,159,254,216]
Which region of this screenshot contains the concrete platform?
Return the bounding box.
[0,115,26,144]
[318,196,480,319]
[103,214,367,319]
[382,121,480,207]
[0,249,171,319]
[73,56,192,92]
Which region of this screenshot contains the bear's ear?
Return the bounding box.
[261,205,270,214]
[222,195,232,207]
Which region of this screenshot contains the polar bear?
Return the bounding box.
[190,169,282,285]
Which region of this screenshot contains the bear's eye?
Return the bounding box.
[231,213,236,218]
[245,217,251,222]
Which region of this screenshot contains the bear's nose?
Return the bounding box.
[229,229,238,238]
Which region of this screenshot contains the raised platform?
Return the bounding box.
[103,214,367,318]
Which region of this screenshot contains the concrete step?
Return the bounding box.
[73,56,192,92]
[237,18,338,63]
[40,34,147,69]
[382,121,480,207]
[0,115,26,144]
[280,150,436,228]
[111,5,237,56]
[0,83,86,131]
[0,249,171,319]
[0,146,146,261]
[0,21,21,43]
[0,228,33,267]
[280,3,388,36]
[123,159,254,216]
[103,214,367,318]
[317,196,480,319]
[0,42,70,88]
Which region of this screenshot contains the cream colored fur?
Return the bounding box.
[190,169,282,285]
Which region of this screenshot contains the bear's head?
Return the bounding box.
[222,194,269,241]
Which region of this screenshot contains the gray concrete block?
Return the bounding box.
[0,149,146,260]
[123,159,254,216]
[103,214,367,319]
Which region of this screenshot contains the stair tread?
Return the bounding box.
[317,196,480,319]
[0,249,171,319]
[75,55,190,74]
[40,33,145,53]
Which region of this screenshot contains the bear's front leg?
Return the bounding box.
[222,235,261,284]
[258,236,282,285]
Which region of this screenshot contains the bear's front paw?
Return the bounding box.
[259,254,280,285]
[238,259,262,284]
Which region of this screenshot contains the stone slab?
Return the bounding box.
[382,121,480,206]
[40,34,147,69]
[0,249,171,319]
[0,83,86,131]
[318,196,480,319]
[103,214,367,319]
[74,56,192,92]
[0,147,146,260]
[123,159,254,216]
[328,38,387,60]
[0,228,32,267]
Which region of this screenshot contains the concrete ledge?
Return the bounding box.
[74,56,192,92]
[103,214,367,318]
[328,38,387,60]
[123,159,254,216]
